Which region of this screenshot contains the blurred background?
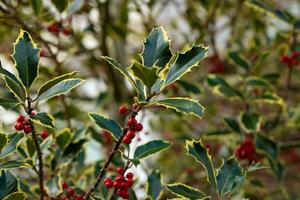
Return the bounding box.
[1,0,300,199]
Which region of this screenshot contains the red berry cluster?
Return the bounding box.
[62,182,84,200]
[47,24,72,36]
[104,167,134,199]
[14,114,49,139]
[235,139,256,162]
[118,105,143,145]
[280,51,299,67]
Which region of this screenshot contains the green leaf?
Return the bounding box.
[56,128,72,151]
[247,162,268,173]
[255,133,278,160]
[3,192,26,200]
[37,78,83,101]
[31,0,43,16]
[167,183,207,199]
[26,138,35,157]
[147,170,162,200]
[176,80,201,94]
[31,112,55,128]
[185,140,217,189]
[12,30,40,89]
[0,161,31,170]
[164,45,208,87]
[216,158,244,196]
[252,92,284,106]
[37,71,78,97]
[134,140,171,160]
[3,76,26,102]
[0,133,24,159]
[0,133,8,153]
[129,61,159,89]
[223,117,240,133]
[102,56,139,93]
[89,113,123,140]
[147,97,204,118]
[245,77,272,90]
[0,98,20,110]
[240,112,261,132]
[45,176,62,197]
[228,51,249,71]
[142,27,172,68]
[207,75,242,98]
[0,170,19,199]
[51,0,69,12]
[62,139,86,157]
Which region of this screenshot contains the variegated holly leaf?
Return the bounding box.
[134,140,171,160]
[31,112,55,129]
[12,30,40,89]
[0,170,19,199]
[167,183,207,199]
[142,27,172,68]
[147,170,163,200]
[164,45,208,87]
[0,133,24,159]
[240,112,261,132]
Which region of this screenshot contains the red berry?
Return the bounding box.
[76,194,84,200]
[62,182,69,189]
[24,125,32,134]
[115,175,125,182]
[291,59,299,65]
[123,136,132,144]
[124,179,133,188]
[116,167,124,175]
[40,130,49,139]
[117,189,129,198]
[39,49,47,57]
[126,172,134,179]
[17,115,25,123]
[30,111,36,117]
[105,180,114,188]
[63,28,72,36]
[291,51,299,59]
[15,122,24,131]
[132,103,138,110]
[134,123,143,132]
[104,177,112,183]
[113,181,122,188]
[119,105,127,114]
[126,130,136,139]
[280,55,290,63]
[64,198,71,200]
[47,24,60,33]
[67,188,75,196]
[127,117,137,126]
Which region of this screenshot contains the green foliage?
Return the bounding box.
[31,112,55,128]
[134,140,171,160]
[240,112,261,132]
[51,0,69,12]
[147,170,162,200]
[166,183,207,199]
[0,170,19,199]
[0,133,24,159]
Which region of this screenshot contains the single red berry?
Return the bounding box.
[113,181,122,188]
[40,130,49,139]
[63,28,72,36]
[119,105,127,114]
[39,49,47,57]
[67,188,75,196]
[117,189,128,197]
[126,130,136,139]
[291,59,299,65]
[124,179,133,188]
[17,115,25,123]
[280,55,290,63]
[123,136,132,144]
[15,122,24,131]
[127,117,137,126]
[62,182,69,189]
[24,125,32,134]
[134,123,143,132]
[104,177,112,183]
[105,180,114,188]
[47,24,60,33]
[126,172,134,179]
[116,167,124,175]
[291,51,299,59]
[76,194,84,200]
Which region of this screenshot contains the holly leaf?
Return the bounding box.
[31,112,55,128]
[0,133,8,153]
[167,183,207,199]
[0,170,19,199]
[51,0,69,12]
[134,140,171,160]
[186,140,217,189]
[0,98,21,110]
[45,176,62,197]
[129,61,159,89]
[142,27,172,68]
[36,78,83,101]
[3,192,26,200]
[0,133,24,159]
[255,133,278,160]
[89,113,123,140]
[228,51,249,72]
[147,170,163,200]
[31,0,43,16]
[207,75,242,98]
[55,128,72,151]
[3,76,26,102]
[145,97,204,118]
[247,162,268,173]
[216,158,245,196]
[12,30,40,89]
[240,112,261,132]
[223,117,240,133]
[0,160,31,170]
[164,45,208,87]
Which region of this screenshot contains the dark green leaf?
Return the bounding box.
[207,75,242,98]
[37,78,83,101]
[223,117,240,133]
[45,176,62,197]
[134,140,171,160]
[247,162,268,173]
[245,77,272,90]
[147,170,162,200]
[0,133,24,159]
[0,170,19,199]
[0,133,8,153]
[0,98,20,110]
[240,112,261,132]
[176,80,201,94]
[164,45,208,87]
[89,113,122,140]
[142,27,172,68]
[3,76,26,102]
[31,0,43,16]
[26,138,35,157]
[185,140,217,189]
[56,128,72,151]
[51,0,69,12]
[167,183,207,199]
[62,139,86,157]
[129,61,159,89]
[228,52,249,71]
[255,133,278,160]
[3,192,26,200]
[216,158,244,196]
[0,161,30,170]
[12,30,39,89]
[31,112,55,128]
